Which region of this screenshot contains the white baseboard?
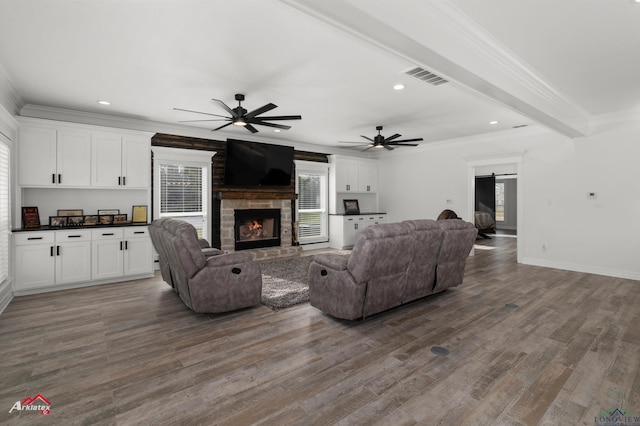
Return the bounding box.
[521,257,640,281]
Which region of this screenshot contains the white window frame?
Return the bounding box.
[295,160,329,245]
[152,147,214,242]
[0,133,11,289]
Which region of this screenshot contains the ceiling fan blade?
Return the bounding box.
[245,103,277,119]
[339,141,368,144]
[389,138,423,143]
[360,135,375,142]
[250,121,292,130]
[212,122,233,131]
[173,107,229,119]
[253,115,301,121]
[245,124,259,133]
[384,133,402,142]
[387,143,418,147]
[211,98,238,117]
[384,145,395,151]
[178,119,230,123]
[361,146,374,152]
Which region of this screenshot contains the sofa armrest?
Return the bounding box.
[202,247,224,258]
[205,251,255,267]
[313,253,349,271]
[198,238,211,248]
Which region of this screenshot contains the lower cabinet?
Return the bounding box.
[329,214,386,249]
[13,226,153,294]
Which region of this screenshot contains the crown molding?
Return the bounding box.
[280,0,590,138]
[0,63,23,117]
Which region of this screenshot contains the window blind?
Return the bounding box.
[297,171,328,242]
[159,164,203,214]
[0,141,9,285]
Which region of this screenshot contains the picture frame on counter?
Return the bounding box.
[132,205,148,223]
[22,206,41,229]
[343,199,360,215]
[83,215,98,226]
[49,216,68,227]
[57,209,84,216]
[67,216,84,227]
[98,209,120,215]
[113,214,129,224]
[99,215,114,225]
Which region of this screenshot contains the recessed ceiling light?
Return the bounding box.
[97,100,111,106]
[393,83,405,90]
[489,120,499,125]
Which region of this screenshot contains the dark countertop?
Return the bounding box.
[330,212,387,216]
[13,223,150,232]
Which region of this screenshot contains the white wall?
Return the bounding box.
[378,121,640,281]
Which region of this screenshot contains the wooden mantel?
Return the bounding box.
[217,191,297,200]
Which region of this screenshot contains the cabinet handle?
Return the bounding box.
[56,246,60,256]
[118,176,121,185]
[134,231,145,234]
[367,185,370,192]
[58,174,62,184]
[102,233,114,236]
[125,241,128,250]
[50,246,54,256]
[67,235,82,238]
[120,241,123,250]
[122,176,126,186]
[346,184,350,191]
[355,224,358,230]
[27,237,43,240]
[52,174,56,184]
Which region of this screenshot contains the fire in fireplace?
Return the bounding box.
[234,209,281,250]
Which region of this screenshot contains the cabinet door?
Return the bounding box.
[335,157,358,192]
[91,238,124,280]
[124,237,154,276]
[91,133,123,187]
[342,217,358,247]
[14,244,55,290]
[55,241,91,284]
[357,161,378,193]
[18,126,57,186]
[121,136,150,188]
[57,129,91,187]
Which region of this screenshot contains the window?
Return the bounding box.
[0,137,10,286]
[153,147,213,241]
[295,161,328,244]
[495,181,505,222]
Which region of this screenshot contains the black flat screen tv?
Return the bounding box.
[224,139,294,186]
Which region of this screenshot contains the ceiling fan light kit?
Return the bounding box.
[174,93,301,133]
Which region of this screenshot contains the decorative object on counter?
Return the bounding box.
[98,209,119,215]
[113,214,129,224]
[57,209,83,216]
[83,215,98,225]
[99,215,114,225]
[343,199,360,215]
[132,205,148,223]
[49,216,68,227]
[22,206,41,229]
[67,216,84,227]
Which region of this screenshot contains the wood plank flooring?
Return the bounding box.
[1,234,639,425]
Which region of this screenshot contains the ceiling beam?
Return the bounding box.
[280,0,590,138]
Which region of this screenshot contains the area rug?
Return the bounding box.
[260,251,350,309]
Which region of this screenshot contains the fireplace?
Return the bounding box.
[234,208,281,251]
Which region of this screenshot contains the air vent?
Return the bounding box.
[512,124,528,129]
[405,67,448,86]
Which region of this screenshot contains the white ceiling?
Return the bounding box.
[0,0,639,152]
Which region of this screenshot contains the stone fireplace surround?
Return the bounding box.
[220,198,301,261]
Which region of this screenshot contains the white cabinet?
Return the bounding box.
[14,230,91,291]
[329,214,386,249]
[18,126,91,187]
[332,156,378,193]
[91,134,150,189]
[92,226,153,280]
[14,226,153,294]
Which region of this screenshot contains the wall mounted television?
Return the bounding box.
[224,139,294,187]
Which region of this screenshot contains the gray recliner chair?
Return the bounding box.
[150,218,262,313]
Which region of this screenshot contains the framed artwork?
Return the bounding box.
[84,215,98,226]
[98,209,120,215]
[67,216,84,226]
[49,216,68,227]
[113,214,128,224]
[99,215,114,225]
[343,199,360,215]
[22,206,41,229]
[57,209,84,216]
[132,205,148,223]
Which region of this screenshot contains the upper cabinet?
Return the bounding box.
[17,118,151,189]
[91,133,150,189]
[18,126,91,187]
[332,156,378,193]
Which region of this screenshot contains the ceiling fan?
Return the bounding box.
[339,125,423,151]
[174,93,302,133]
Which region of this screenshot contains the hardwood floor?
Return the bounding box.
[1,235,639,425]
